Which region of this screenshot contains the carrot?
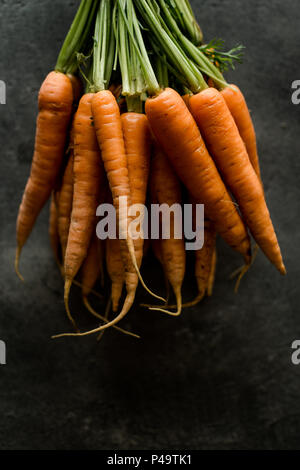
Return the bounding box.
[145,87,251,265]
[221,84,262,182]
[221,84,262,281]
[52,98,158,339]
[80,232,103,299]
[49,193,61,267]
[80,232,139,339]
[106,237,125,314]
[89,105,148,321]
[80,212,139,339]
[92,91,140,332]
[157,214,217,310]
[171,214,216,309]
[63,93,103,330]
[15,71,73,279]
[149,145,185,316]
[193,219,217,304]
[102,187,125,314]
[122,112,151,270]
[86,297,140,339]
[207,246,217,297]
[189,87,286,275]
[57,148,74,263]
[91,92,163,326]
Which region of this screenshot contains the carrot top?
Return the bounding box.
[92,0,115,93]
[55,0,98,75]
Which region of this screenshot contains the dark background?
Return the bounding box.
[0,0,299,450]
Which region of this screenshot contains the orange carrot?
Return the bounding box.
[81,235,139,339]
[189,87,286,275]
[207,246,217,297]
[221,84,262,181]
[121,112,151,270]
[90,91,162,330]
[145,87,251,265]
[57,149,74,262]
[106,237,125,313]
[64,93,103,329]
[87,109,149,321]
[52,100,158,338]
[80,232,103,299]
[149,145,185,316]
[92,91,139,331]
[193,219,217,304]
[15,71,73,279]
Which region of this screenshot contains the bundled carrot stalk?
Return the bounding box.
[15,0,286,341]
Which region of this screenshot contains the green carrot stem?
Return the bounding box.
[155,55,169,89]
[118,0,131,95]
[117,0,160,96]
[104,12,116,88]
[56,0,98,74]
[149,36,190,90]
[93,0,112,92]
[172,0,203,45]
[156,0,227,89]
[126,95,143,113]
[134,0,206,93]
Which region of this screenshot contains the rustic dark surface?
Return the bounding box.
[0,0,299,450]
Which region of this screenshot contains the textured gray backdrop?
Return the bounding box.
[0,0,299,450]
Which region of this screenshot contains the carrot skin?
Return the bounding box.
[92,91,133,268]
[194,218,217,298]
[92,92,148,325]
[106,237,125,313]
[207,246,217,297]
[81,232,103,298]
[150,146,185,315]
[92,91,140,328]
[221,84,262,181]
[64,93,104,285]
[145,87,251,264]
[16,71,73,254]
[57,150,74,262]
[121,112,151,270]
[189,87,285,275]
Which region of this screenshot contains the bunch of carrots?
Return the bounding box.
[15,0,286,340]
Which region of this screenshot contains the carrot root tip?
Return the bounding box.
[234,264,251,293]
[15,246,25,282]
[149,290,182,317]
[64,279,79,332]
[128,238,165,303]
